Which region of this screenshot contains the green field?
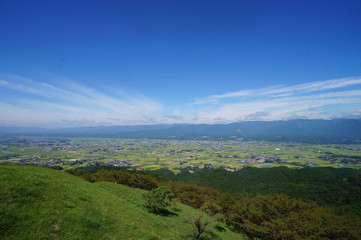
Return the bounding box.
[1,137,360,171]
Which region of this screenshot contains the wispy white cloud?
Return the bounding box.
[0,74,163,127]
[193,89,254,104]
[193,77,361,105]
[187,76,361,123]
[191,94,360,123]
[1,74,361,127]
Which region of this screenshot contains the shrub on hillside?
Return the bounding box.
[143,186,174,214]
[72,169,159,190]
[223,194,361,240]
[166,181,221,209]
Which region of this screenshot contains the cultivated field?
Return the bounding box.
[1,137,360,171]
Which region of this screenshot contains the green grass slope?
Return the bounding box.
[0,165,243,240]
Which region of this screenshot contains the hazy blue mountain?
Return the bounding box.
[1,119,361,143]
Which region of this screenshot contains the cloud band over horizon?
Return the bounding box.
[1,74,361,128]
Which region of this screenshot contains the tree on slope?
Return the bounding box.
[143,186,174,214]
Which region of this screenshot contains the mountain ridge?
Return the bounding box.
[1,119,361,143]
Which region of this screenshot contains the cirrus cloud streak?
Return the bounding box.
[0,74,162,127]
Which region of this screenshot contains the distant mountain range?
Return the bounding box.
[1,119,361,143]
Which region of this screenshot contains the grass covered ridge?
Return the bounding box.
[0,165,243,240]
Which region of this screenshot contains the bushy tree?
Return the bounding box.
[184,214,212,239]
[143,186,174,214]
[166,181,221,209]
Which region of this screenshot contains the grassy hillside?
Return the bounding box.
[0,165,243,240]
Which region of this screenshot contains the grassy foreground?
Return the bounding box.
[0,165,243,240]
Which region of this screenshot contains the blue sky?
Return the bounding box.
[0,0,361,127]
